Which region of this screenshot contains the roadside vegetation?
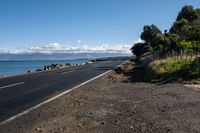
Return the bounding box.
[150,57,200,82]
[131,5,200,82]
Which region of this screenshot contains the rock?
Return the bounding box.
[42,63,73,71]
[129,125,134,129]
[101,121,106,125]
[86,60,95,64]
[62,126,66,130]
[89,112,93,115]
[36,69,42,72]
[114,67,123,74]
[51,64,57,69]
[35,127,43,132]
[43,66,51,71]
[116,119,120,124]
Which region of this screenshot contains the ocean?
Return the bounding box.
[0,59,88,77]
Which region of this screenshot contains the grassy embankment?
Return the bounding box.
[148,56,200,83]
[110,55,200,84]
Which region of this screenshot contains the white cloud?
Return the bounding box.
[29,43,132,54]
[133,37,145,44]
[0,42,133,54]
[127,38,145,47]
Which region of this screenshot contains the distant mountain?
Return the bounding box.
[0,53,131,60]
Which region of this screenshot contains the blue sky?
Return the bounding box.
[0,0,199,53]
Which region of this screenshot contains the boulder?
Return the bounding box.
[36,69,42,72]
[27,70,31,73]
[114,67,123,74]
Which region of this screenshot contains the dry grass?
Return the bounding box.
[122,61,135,71]
[108,61,135,82]
[108,73,128,82]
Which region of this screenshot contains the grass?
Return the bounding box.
[149,57,200,82]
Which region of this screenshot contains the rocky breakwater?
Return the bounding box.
[32,60,96,73]
[43,63,71,71]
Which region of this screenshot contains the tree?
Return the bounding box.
[168,34,181,50]
[131,5,200,58]
[170,5,200,41]
[131,43,146,57]
[188,19,200,41]
[176,5,199,22]
[140,24,162,47]
[170,18,190,40]
[196,9,200,18]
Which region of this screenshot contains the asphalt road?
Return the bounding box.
[0,59,126,122]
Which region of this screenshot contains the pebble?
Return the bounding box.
[101,121,106,125]
[35,127,43,132]
[129,125,134,129]
[116,119,120,124]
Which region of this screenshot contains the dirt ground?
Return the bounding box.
[1,61,200,133]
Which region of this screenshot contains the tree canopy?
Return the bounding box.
[131,5,200,57]
[176,5,199,22]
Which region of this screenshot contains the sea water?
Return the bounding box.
[0,59,88,77]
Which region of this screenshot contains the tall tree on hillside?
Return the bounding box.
[140,24,162,47]
[188,19,200,40]
[196,8,200,18]
[176,5,199,22]
[130,43,146,57]
[170,18,190,40]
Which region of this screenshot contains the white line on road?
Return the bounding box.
[61,70,76,75]
[0,82,25,90]
[0,60,129,126]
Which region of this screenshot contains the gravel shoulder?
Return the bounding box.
[1,61,200,133]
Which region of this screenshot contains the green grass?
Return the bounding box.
[149,57,200,82]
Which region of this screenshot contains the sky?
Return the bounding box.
[0,0,199,54]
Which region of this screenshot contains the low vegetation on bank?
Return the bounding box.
[150,57,200,82]
[131,5,200,82]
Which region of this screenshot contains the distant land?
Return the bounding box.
[0,53,131,61]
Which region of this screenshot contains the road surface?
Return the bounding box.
[0,59,126,122]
